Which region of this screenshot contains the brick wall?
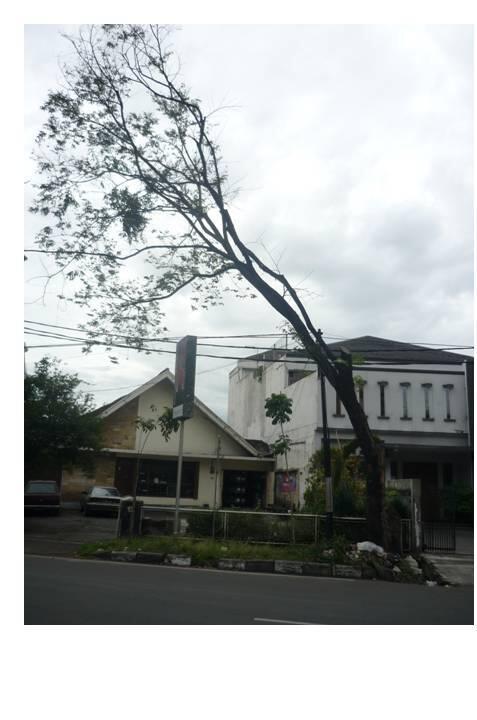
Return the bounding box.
[100,398,139,450]
[61,455,117,501]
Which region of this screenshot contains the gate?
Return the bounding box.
[422,522,456,553]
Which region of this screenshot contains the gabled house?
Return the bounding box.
[228,336,474,520]
[61,369,275,509]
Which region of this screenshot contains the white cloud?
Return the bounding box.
[24,24,473,419]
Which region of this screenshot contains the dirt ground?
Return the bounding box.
[24,509,118,556]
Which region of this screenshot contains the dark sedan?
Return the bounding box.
[24,481,61,515]
[80,486,121,516]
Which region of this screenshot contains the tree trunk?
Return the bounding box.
[235,262,385,545]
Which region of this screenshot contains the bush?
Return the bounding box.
[303,445,366,517]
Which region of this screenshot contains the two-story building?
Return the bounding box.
[227,336,473,520]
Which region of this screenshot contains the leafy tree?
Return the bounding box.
[304,445,366,517]
[28,25,385,542]
[24,356,102,477]
[264,393,293,469]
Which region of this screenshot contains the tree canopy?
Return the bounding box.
[28,24,385,542]
[24,357,102,476]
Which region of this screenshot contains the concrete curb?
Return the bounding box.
[86,552,424,583]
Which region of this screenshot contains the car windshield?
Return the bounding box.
[91,487,120,498]
[25,482,58,493]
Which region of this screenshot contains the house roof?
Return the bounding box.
[245,335,473,366]
[327,336,473,365]
[95,368,262,458]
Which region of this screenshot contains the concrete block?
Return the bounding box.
[302,562,332,577]
[333,564,361,579]
[111,551,137,562]
[244,560,275,573]
[218,558,246,571]
[274,560,303,575]
[136,552,165,564]
[166,554,192,567]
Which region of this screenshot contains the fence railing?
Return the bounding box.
[141,505,368,545]
[422,522,456,553]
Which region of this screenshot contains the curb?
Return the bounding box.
[87,551,406,582]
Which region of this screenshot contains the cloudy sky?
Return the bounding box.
[24,24,474,419]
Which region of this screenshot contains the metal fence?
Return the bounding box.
[422,522,456,553]
[141,506,368,545]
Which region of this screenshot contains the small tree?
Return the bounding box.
[130,404,180,534]
[265,393,294,507]
[24,356,102,479]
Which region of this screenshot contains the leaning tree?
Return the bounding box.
[28,24,385,542]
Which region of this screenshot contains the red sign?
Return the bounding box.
[173,336,197,420]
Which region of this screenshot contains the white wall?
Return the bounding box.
[228,356,471,504]
[136,380,252,459]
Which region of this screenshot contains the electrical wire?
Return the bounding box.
[24,328,472,368]
[24,319,474,352]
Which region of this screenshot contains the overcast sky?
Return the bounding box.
[24,24,474,419]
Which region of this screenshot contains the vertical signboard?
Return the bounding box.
[173,335,197,420]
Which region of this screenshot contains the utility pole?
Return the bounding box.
[319,368,333,538]
[212,435,221,538]
[173,419,186,535]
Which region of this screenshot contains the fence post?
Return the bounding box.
[314,515,318,545]
[223,511,227,541]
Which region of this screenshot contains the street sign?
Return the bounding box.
[173,335,197,420]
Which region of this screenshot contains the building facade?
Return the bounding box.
[227,336,474,520]
[62,369,275,508]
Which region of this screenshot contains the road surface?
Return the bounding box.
[24,555,473,625]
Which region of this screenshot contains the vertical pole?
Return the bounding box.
[173,419,185,535]
[212,435,221,539]
[319,369,333,539]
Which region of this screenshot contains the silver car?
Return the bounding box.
[80,486,121,516]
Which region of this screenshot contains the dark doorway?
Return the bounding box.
[222,470,266,509]
[403,462,440,521]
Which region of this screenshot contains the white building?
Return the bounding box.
[228,336,474,520]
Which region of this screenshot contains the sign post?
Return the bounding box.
[172,335,197,535]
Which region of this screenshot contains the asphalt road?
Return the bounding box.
[24,555,474,625]
[24,509,117,556]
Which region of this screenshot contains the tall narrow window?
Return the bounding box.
[355,379,367,411]
[400,382,412,420]
[333,391,344,417]
[443,384,455,421]
[421,383,434,420]
[378,381,388,419]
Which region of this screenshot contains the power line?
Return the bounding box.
[24,328,472,367]
[23,319,474,352]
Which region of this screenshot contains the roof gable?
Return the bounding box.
[97,369,260,457]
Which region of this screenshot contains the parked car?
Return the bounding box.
[80,486,122,516]
[24,481,61,515]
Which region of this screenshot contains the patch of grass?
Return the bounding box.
[78,535,342,566]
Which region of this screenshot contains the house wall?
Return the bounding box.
[228,357,472,506]
[61,456,116,501]
[136,457,274,507]
[101,397,139,450]
[136,381,252,458]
